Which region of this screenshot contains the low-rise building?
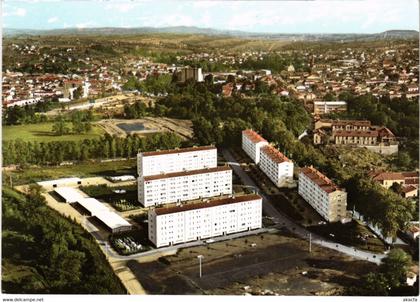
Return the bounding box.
[137,146,217,177]
[313,119,398,154]
[298,166,347,222]
[242,129,268,164]
[148,194,262,247]
[370,171,419,198]
[259,145,294,188]
[313,101,347,115]
[138,166,232,207]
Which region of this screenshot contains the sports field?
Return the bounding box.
[3,122,105,142]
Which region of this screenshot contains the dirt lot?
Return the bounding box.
[127,231,377,295]
[96,117,193,140]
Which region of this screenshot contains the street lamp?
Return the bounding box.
[197,255,204,278]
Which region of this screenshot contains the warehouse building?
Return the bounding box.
[242,129,268,164]
[76,197,132,233]
[94,211,132,233]
[53,187,85,203]
[259,145,294,188]
[148,194,262,247]
[138,166,232,207]
[137,146,217,177]
[298,166,347,222]
[77,197,111,216]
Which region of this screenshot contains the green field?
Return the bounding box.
[3,122,105,142]
[5,159,136,186]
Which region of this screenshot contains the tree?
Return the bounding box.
[380,248,412,289]
[52,116,69,136]
[350,272,389,296]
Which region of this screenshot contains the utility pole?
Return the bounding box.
[197,255,203,278]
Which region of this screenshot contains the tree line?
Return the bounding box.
[153,83,415,239]
[3,132,183,166]
[2,185,126,294]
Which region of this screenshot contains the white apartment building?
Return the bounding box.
[259,145,294,188]
[148,194,262,247]
[137,146,217,177]
[242,129,268,164]
[298,166,347,222]
[138,166,232,207]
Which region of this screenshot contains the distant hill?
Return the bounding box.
[3,26,419,41]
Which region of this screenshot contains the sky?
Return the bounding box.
[2,0,419,34]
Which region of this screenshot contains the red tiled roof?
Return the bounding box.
[154,194,261,215]
[260,145,290,164]
[333,130,378,137]
[242,129,267,144]
[401,185,418,194]
[300,166,343,194]
[143,165,231,181]
[141,146,215,157]
[332,120,371,127]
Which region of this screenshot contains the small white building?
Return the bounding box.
[259,145,294,188]
[242,129,268,164]
[298,166,347,222]
[148,194,262,247]
[138,166,232,207]
[137,146,217,177]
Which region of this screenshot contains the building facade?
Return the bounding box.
[298,166,347,222]
[259,145,294,188]
[137,146,217,177]
[313,101,347,115]
[242,129,268,164]
[138,166,232,207]
[148,194,262,247]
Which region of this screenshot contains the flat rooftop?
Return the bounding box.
[54,187,85,203]
[154,194,262,216]
[140,145,215,157]
[94,211,132,229]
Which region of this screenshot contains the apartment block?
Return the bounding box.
[298,166,347,222]
[259,145,294,188]
[137,146,217,177]
[242,129,268,164]
[148,194,262,247]
[138,166,232,207]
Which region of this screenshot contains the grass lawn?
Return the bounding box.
[3,122,105,142]
[5,159,136,186]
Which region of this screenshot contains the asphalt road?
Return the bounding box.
[221,148,385,265]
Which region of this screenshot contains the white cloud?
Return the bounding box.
[76,21,95,29]
[48,17,59,23]
[3,7,27,17]
[105,2,144,13]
